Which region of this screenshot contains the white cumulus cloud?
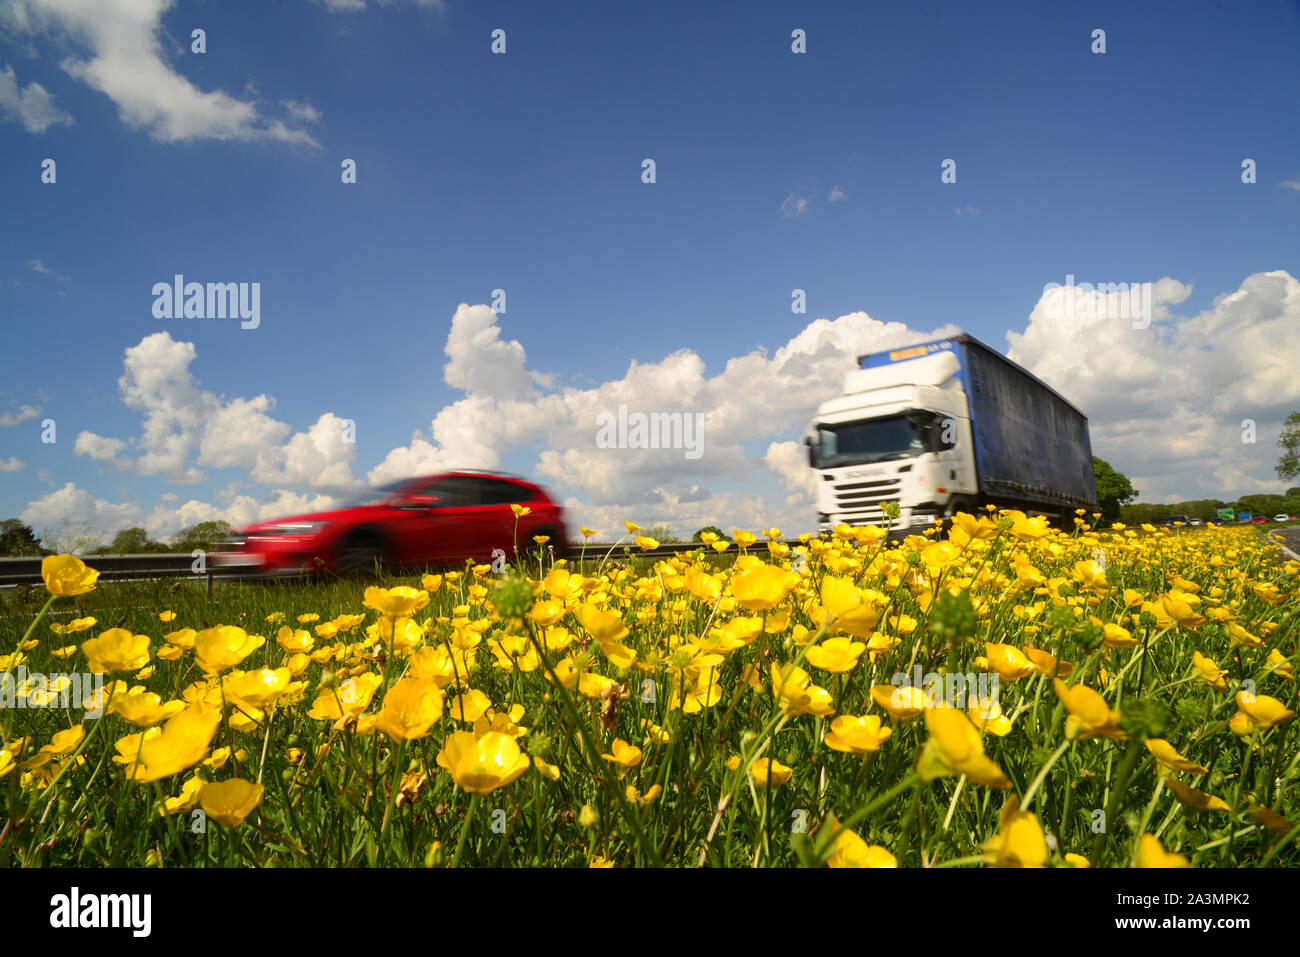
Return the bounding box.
[4,0,318,145]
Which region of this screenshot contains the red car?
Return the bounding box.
[213,471,568,575]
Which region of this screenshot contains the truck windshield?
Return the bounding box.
[811,413,943,468]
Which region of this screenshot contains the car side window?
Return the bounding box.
[477,478,531,505]
[419,477,480,507]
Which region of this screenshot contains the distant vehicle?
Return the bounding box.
[1275,514,1291,523]
[1167,514,1191,526]
[1251,517,1268,524]
[1209,518,1224,525]
[213,471,568,575]
[804,334,1097,535]
[1188,518,1203,526]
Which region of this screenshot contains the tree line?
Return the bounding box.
[0,519,233,558]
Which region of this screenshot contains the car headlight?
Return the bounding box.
[263,521,330,536]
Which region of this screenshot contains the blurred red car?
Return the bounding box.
[213,471,567,575]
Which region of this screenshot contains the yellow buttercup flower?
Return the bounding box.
[824,714,892,754]
[436,731,530,795]
[1265,649,1294,681]
[375,677,445,741]
[363,585,430,619]
[1165,777,1230,813]
[199,778,264,827]
[1234,691,1295,729]
[160,775,205,816]
[575,603,629,644]
[276,626,314,653]
[601,738,642,773]
[730,564,796,612]
[1003,510,1051,540]
[818,577,878,638]
[749,758,792,789]
[983,642,1035,681]
[1143,738,1207,774]
[533,755,561,781]
[447,688,492,723]
[1137,833,1189,868]
[870,683,926,720]
[193,625,264,675]
[40,725,85,757]
[81,629,151,674]
[109,691,185,728]
[1021,645,1072,678]
[771,663,835,717]
[805,636,866,674]
[223,668,292,710]
[982,797,1047,867]
[41,554,99,596]
[916,706,1010,789]
[824,814,896,867]
[128,705,222,784]
[1101,622,1136,648]
[626,783,662,807]
[306,672,383,724]
[1159,592,1206,629]
[1053,679,1125,740]
[1191,650,1228,691]
[968,696,1013,736]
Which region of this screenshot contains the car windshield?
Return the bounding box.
[811,413,944,469]
[341,481,408,508]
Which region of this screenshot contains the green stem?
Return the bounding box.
[452,795,478,867]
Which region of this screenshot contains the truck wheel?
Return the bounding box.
[335,530,388,577]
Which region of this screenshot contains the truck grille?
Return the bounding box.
[832,478,901,522]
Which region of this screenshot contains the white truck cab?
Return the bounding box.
[806,349,978,534]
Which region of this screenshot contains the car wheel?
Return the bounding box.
[335,530,387,576]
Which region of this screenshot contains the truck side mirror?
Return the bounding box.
[803,434,816,467]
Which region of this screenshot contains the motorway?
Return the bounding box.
[1270,525,1300,560]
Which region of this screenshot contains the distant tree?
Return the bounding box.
[1119,502,1172,525]
[692,526,725,542]
[171,520,233,553]
[642,524,682,544]
[107,526,168,554]
[42,520,105,556]
[1277,411,1300,482]
[1237,493,1287,517]
[0,519,44,556]
[1092,457,1138,523]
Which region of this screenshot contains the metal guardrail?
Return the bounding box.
[0,553,206,588]
[0,541,784,589]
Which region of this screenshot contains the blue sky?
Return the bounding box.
[2,0,1298,547]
